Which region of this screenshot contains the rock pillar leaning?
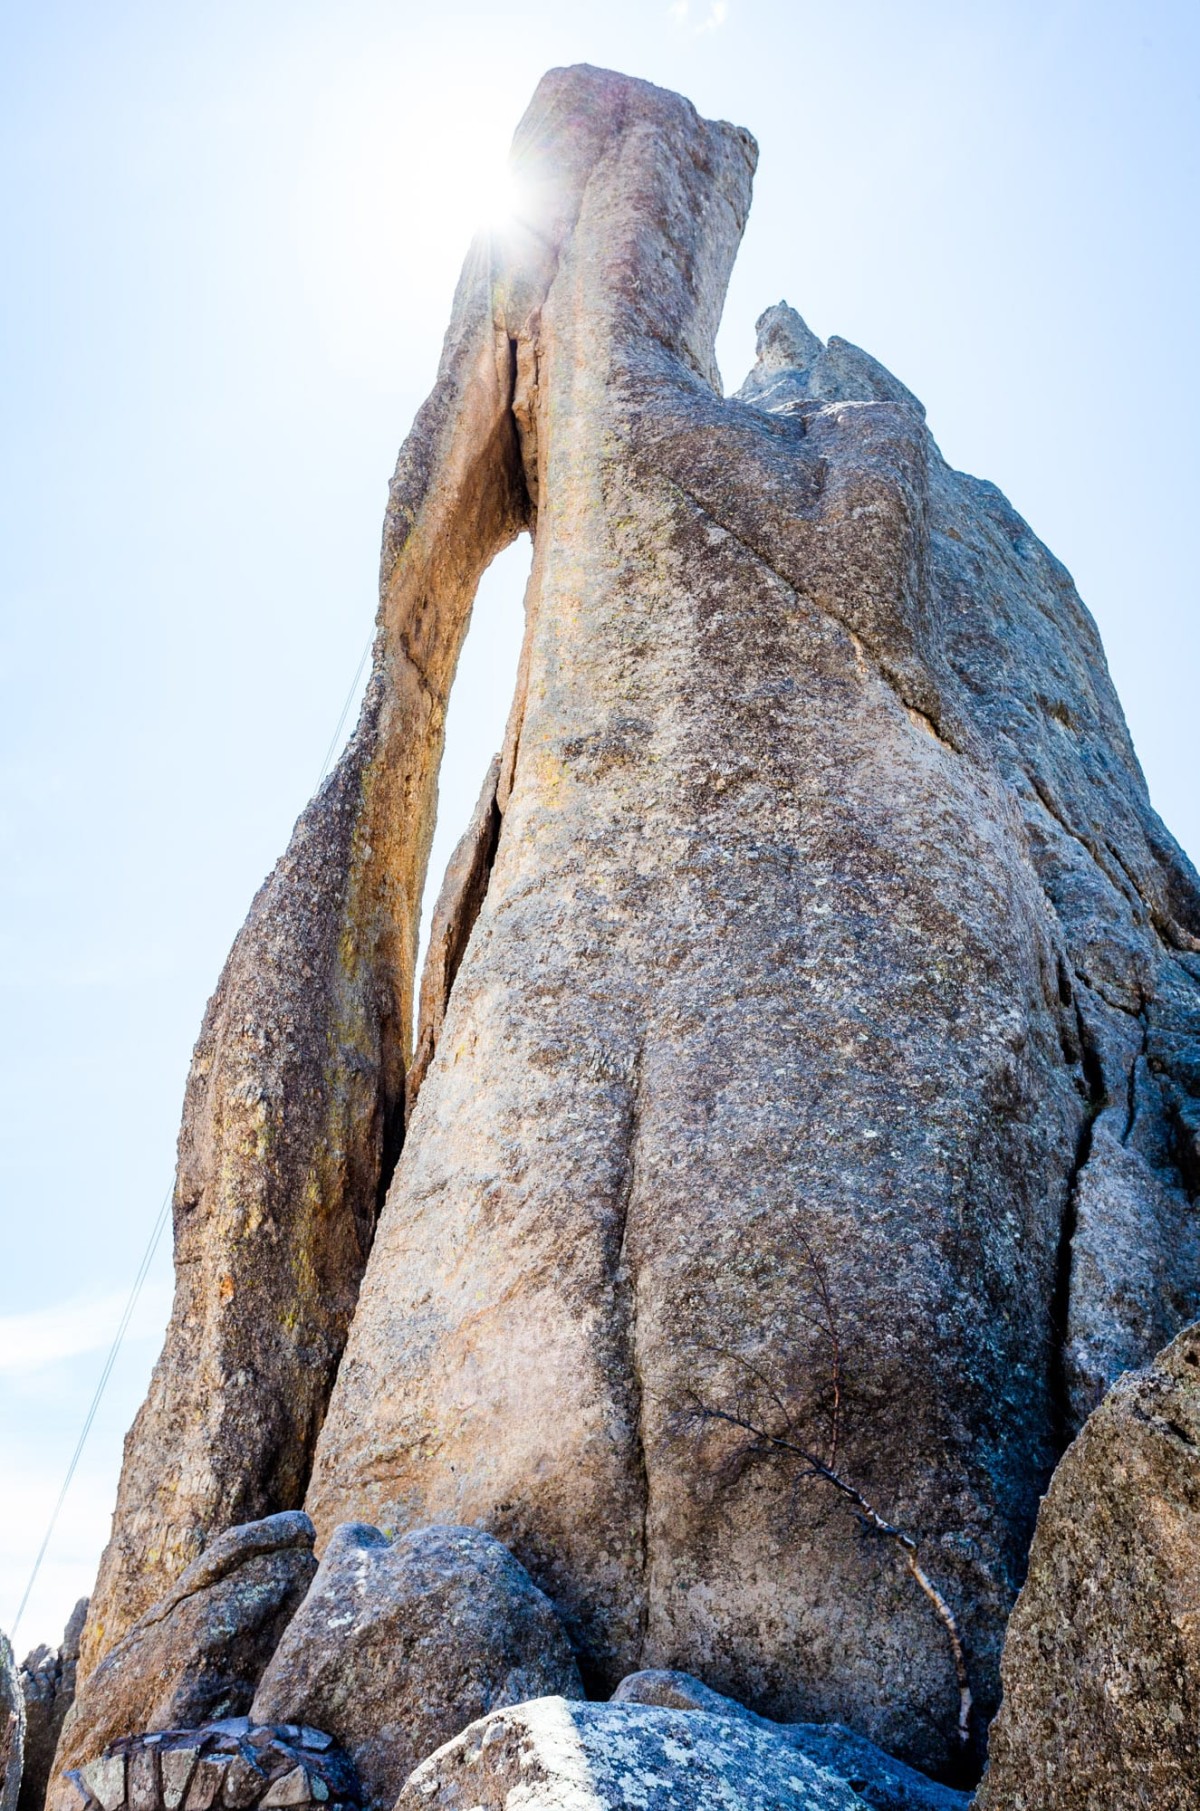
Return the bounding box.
[76,112,540,1679]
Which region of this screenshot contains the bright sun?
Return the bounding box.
[478,165,526,231]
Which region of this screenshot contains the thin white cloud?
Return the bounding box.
[0,1283,172,1374]
[668,0,729,30]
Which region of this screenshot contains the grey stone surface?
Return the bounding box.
[976,1323,1200,1809]
[303,70,1200,1778]
[612,1673,968,1811]
[20,1597,88,1811]
[2,1632,25,1811]
[49,1519,316,1811]
[396,1697,870,1810]
[64,1720,357,1811]
[250,1524,582,1811]
[75,62,1200,1788]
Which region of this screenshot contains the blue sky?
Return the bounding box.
[2,0,1197,1652]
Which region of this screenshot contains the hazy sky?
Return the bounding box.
[3,0,1197,1652]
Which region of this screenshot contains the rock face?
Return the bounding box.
[612,1673,967,1811]
[395,1697,871,1811]
[296,65,1200,1777]
[50,1518,316,1811]
[2,1633,25,1811]
[80,62,1200,1784]
[78,79,532,1685]
[20,1598,88,1811]
[250,1524,582,1811]
[976,1324,1200,1809]
[64,1720,358,1811]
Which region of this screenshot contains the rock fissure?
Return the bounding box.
[1122,1011,1150,1146]
[1048,1002,1108,1450]
[1026,773,1138,913]
[658,465,961,753]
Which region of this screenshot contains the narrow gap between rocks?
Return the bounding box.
[414,533,532,984]
[1047,999,1107,1453]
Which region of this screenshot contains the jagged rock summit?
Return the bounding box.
[65,60,1200,1800]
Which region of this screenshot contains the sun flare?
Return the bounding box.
[477,164,527,232]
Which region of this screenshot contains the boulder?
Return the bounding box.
[395,1697,871,1810]
[62,1719,357,1811]
[250,1524,582,1811]
[49,1517,316,1811]
[612,1672,968,1811]
[2,1632,24,1811]
[976,1323,1200,1809]
[20,1598,88,1811]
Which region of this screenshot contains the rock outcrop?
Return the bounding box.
[976,1323,1200,1809]
[64,1720,358,1811]
[20,1599,87,1811]
[612,1672,967,1811]
[2,1634,24,1811]
[395,1697,872,1811]
[77,78,533,1684]
[75,61,1200,1788]
[51,1518,316,1811]
[250,1524,582,1811]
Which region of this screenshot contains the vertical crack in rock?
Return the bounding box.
[1122,1010,1149,1146]
[1048,997,1109,1450]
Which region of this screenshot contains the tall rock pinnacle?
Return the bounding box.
[76,66,1200,1783]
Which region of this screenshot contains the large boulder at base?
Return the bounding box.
[396,1697,872,1811]
[976,1323,1200,1810]
[20,1598,88,1811]
[250,1524,582,1811]
[613,1672,968,1811]
[2,1633,24,1811]
[63,1718,358,1811]
[49,1516,316,1811]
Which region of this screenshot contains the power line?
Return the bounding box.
[10,633,376,1643]
[315,636,373,790]
[10,1189,172,1641]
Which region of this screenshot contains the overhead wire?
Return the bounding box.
[11,631,375,1642]
[315,635,373,790]
[10,1189,172,1640]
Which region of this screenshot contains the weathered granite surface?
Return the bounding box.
[65,1719,357,1811]
[2,1633,24,1811]
[250,1524,582,1811]
[976,1323,1200,1809]
[302,67,1200,1778]
[20,1599,87,1811]
[612,1672,968,1811]
[50,1519,315,1811]
[73,61,1200,1789]
[395,1697,872,1811]
[745,302,1200,1438]
[77,62,533,1681]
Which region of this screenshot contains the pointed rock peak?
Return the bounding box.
[753,301,825,373]
[738,302,926,420]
